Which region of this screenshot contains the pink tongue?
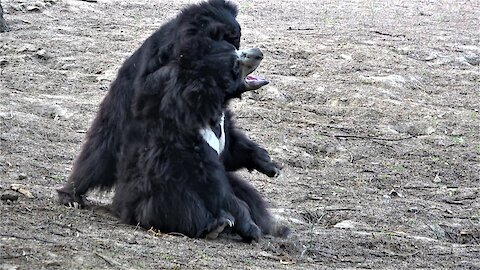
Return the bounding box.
[246,75,268,84]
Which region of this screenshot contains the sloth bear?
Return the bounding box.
[57,0,288,240]
[57,0,280,209]
[113,39,279,241]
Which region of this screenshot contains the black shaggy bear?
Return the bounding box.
[113,39,280,241]
[57,0,288,240]
[57,0,281,209]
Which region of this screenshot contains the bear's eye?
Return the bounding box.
[225,33,240,49]
[230,37,240,49]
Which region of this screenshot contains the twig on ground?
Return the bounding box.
[167,232,188,237]
[51,221,85,234]
[325,207,358,212]
[443,199,464,205]
[0,233,57,244]
[371,30,406,37]
[95,252,119,267]
[403,186,438,189]
[287,27,316,31]
[254,111,274,124]
[316,131,416,141]
[0,253,35,260]
[332,133,415,141]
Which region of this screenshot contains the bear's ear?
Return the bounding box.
[224,1,239,17]
[207,0,239,17]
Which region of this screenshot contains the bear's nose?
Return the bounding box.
[236,48,263,61]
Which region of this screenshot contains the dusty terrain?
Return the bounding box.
[1,0,479,269]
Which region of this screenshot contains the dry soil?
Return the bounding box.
[0,0,479,269]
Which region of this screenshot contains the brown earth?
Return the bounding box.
[1,0,479,269]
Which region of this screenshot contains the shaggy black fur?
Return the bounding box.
[113,40,271,241]
[57,0,280,208]
[57,0,288,240]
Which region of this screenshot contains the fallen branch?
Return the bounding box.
[371,30,406,37]
[403,185,439,189]
[287,27,316,31]
[0,253,34,260]
[51,221,85,234]
[404,185,459,189]
[318,131,416,141]
[443,199,464,205]
[167,232,188,237]
[325,207,358,212]
[95,252,125,269]
[0,233,57,244]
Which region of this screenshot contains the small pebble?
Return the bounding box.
[0,58,8,66]
[36,49,51,60]
[464,55,480,66]
[26,6,42,12]
[407,207,419,213]
[1,191,19,202]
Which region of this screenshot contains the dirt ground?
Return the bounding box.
[1,0,479,269]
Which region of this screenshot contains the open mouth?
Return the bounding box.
[245,74,269,88]
[237,48,269,91]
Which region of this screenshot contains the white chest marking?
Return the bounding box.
[199,112,225,155]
